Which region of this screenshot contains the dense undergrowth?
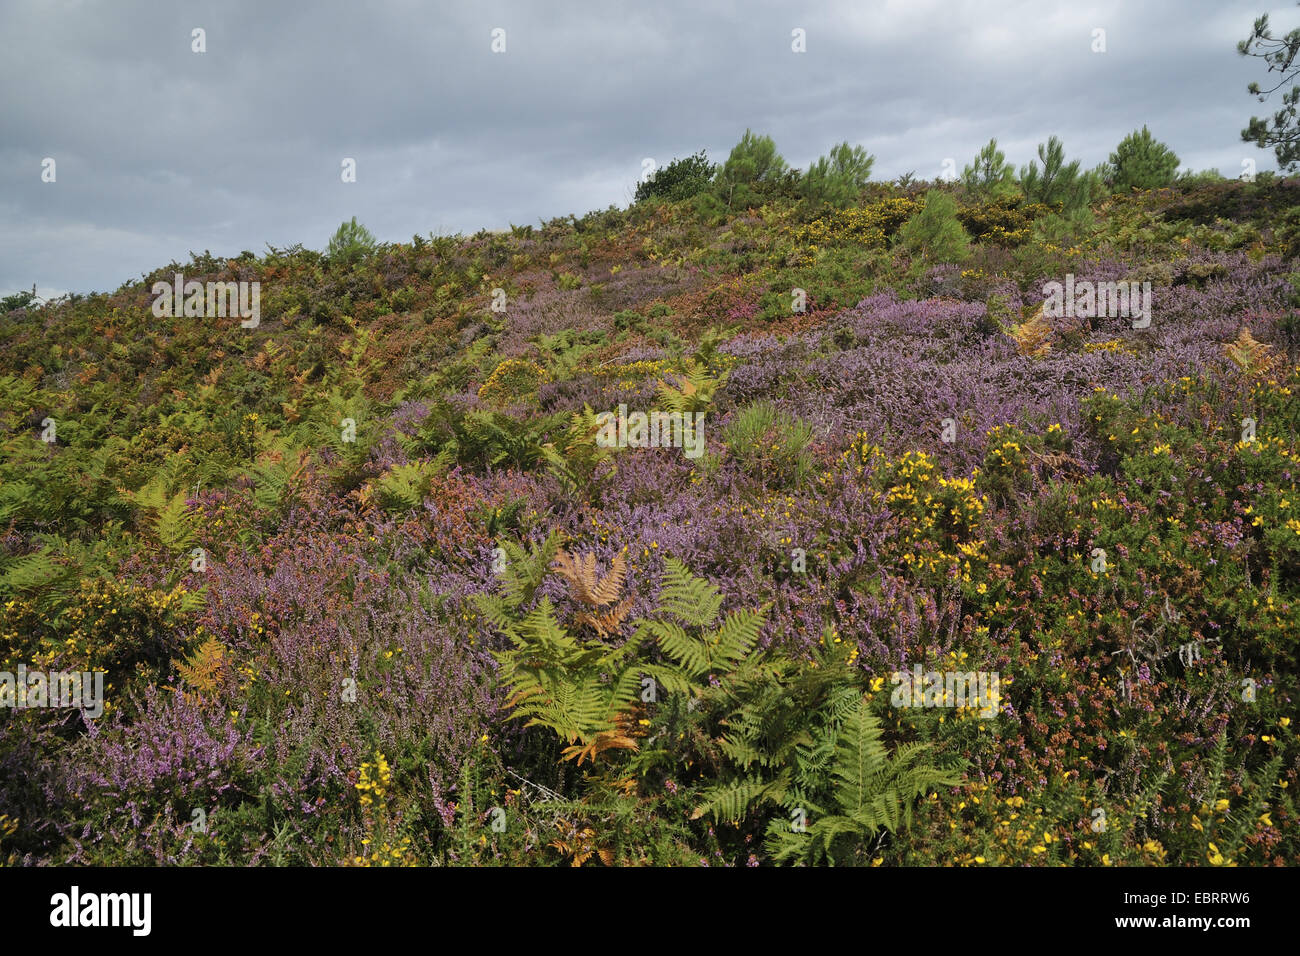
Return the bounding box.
[2,172,1298,866]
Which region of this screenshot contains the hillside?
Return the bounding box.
[2,173,1299,866]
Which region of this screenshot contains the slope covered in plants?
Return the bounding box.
[2,153,1298,866]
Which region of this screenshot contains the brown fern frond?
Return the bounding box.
[561,732,640,766]
[574,596,634,637]
[174,636,228,700]
[1011,307,1053,358]
[551,549,626,607]
[1225,327,1281,378]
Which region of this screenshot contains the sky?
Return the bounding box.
[1,0,1295,300]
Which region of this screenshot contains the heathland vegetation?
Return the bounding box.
[2,122,1298,866]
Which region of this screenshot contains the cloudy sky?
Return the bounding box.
[1,0,1294,299]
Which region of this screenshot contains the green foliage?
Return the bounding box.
[485,593,643,761]
[764,697,964,865]
[896,191,972,263]
[326,216,378,268]
[640,557,766,681]
[1107,126,1181,191]
[635,151,716,203]
[1275,205,1300,259]
[459,409,564,471]
[657,362,727,415]
[714,129,792,211]
[118,465,198,552]
[1019,136,1092,212]
[490,532,564,610]
[373,457,452,512]
[483,549,765,765]
[1,289,36,314]
[1032,206,1097,246]
[691,626,963,864]
[721,401,815,487]
[961,138,1018,200]
[1176,168,1228,187]
[1239,10,1300,171]
[801,142,875,208]
[540,404,622,499]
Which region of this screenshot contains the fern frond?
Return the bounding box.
[1010,307,1053,358]
[657,557,723,628]
[552,549,626,607]
[174,636,228,700]
[573,596,634,637]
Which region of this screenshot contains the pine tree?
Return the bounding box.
[896,191,972,263]
[714,130,790,210]
[326,217,377,267]
[801,142,875,208]
[1019,136,1092,212]
[1239,9,1300,171]
[1108,126,1180,191]
[961,138,1017,199]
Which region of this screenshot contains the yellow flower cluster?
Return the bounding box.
[351,835,417,867]
[477,358,550,404]
[834,432,885,481]
[795,197,921,246]
[873,451,989,578]
[1083,339,1134,355]
[594,359,667,380]
[355,751,391,810]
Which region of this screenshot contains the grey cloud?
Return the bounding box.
[0,0,1286,297]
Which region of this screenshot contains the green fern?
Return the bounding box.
[373,456,452,512]
[540,404,621,499]
[482,545,768,766]
[657,362,727,415]
[764,697,964,865]
[487,532,563,611]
